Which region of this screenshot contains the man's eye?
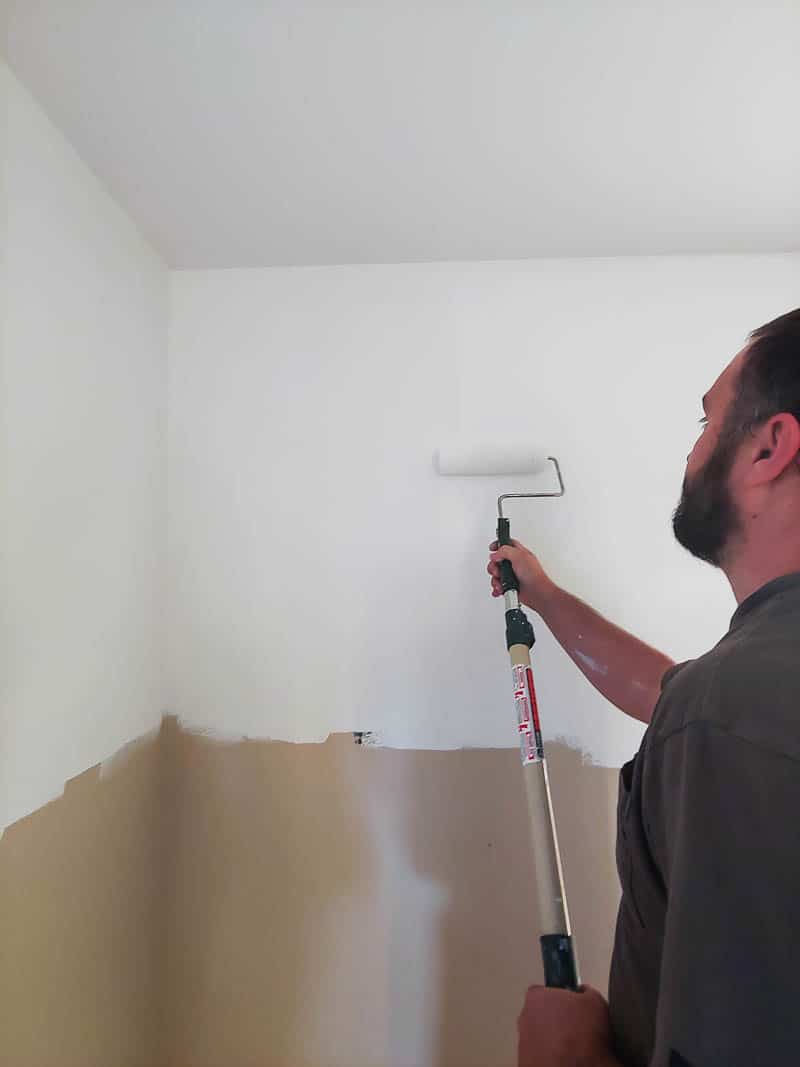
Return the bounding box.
[698,416,709,428]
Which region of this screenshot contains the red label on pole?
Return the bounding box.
[526,667,541,732]
[526,666,544,760]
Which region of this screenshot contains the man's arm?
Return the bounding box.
[489,541,674,723]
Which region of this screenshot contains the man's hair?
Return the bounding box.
[728,308,800,436]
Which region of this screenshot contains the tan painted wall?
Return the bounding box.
[164,726,619,1067]
[0,719,620,1067]
[0,727,170,1067]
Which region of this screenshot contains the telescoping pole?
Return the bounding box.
[497,513,579,991]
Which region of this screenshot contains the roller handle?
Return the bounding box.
[541,934,579,990]
[496,517,519,593]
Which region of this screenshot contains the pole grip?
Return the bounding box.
[540,934,579,990]
[497,516,519,593]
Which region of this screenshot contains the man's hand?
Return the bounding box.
[518,984,619,1067]
[488,539,557,612]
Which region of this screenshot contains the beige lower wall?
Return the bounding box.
[164,725,620,1067]
[0,719,621,1067]
[0,725,169,1067]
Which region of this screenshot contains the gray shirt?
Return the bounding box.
[609,572,800,1067]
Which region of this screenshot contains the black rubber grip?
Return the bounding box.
[496,517,519,593]
[499,559,518,593]
[540,934,579,990]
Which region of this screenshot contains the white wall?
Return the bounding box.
[167,254,800,766]
[0,64,167,828]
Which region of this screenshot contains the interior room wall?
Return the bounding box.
[163,726,619,1067]
[0,62,168,831]
[160,255,798,1065]
[0,725,171,1067]
[167,254,800,765]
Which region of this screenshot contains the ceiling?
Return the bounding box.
[3,1,799,268]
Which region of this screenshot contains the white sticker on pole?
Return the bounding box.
[511,663,544,765]
[513,664,531,734]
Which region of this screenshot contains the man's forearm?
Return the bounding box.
[538,584,674,724]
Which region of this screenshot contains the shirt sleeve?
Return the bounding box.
[650,721,800,1067]
[659,661,692,691]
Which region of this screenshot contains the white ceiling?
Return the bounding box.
[3,1,799,268]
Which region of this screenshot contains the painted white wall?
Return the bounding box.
[167,254,800,766]
[1,64,11,826]
[0,64,167,829]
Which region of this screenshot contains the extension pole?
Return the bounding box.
[498,514,579,990]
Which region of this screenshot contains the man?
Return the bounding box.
[488,308,800,1067]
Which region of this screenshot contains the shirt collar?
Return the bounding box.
[729,571,800,631]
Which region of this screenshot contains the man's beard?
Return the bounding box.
[672,433,741,567]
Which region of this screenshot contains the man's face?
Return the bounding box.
[672,350,749,566]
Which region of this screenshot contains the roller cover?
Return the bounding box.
[434,439,550,476]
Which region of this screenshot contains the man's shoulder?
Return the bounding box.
[653,631,800,759]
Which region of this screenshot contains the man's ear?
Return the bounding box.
[748,414,800,485]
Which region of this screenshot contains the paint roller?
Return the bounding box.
[435,439,578,991]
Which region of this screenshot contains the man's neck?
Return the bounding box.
[724,531,800,604]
